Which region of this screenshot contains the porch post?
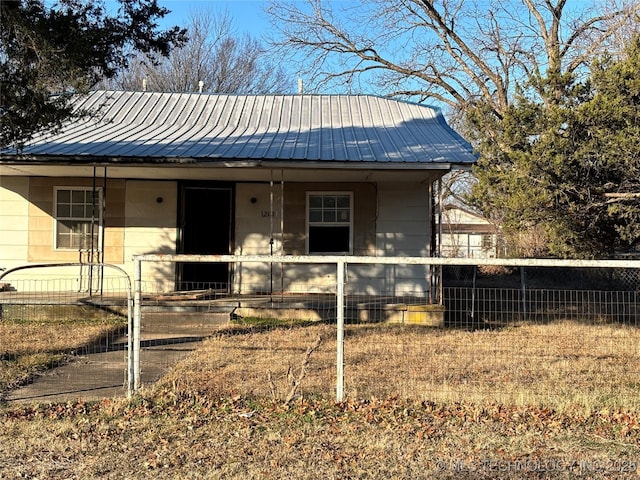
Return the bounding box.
[336,259,345,402]
[280,171,285,293]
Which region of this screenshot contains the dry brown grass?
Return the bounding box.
[0,305,126,395]
[2,319,640,479]
[160,320,640,413]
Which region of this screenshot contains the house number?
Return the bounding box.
[261,211,276,217]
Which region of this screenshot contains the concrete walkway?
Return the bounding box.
[5,312,229,404]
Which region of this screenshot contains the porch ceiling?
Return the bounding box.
[0,163,448,183]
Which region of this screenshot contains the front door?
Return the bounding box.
[179,184,233,290]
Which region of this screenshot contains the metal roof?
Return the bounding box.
[2,90,476,165]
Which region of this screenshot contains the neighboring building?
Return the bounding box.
[0,90,476,294]
[439,204,502,259]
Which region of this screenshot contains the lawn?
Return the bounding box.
[1,319,640,479]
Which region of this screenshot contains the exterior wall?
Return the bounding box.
[281,182,377,294]
[233,183,284,293]
[0,176,29,271]
[282,182,377,255]
[0,177,177,289]
[2,176,435,296]
[25,177,125,264]
[368,181,432,296]
[1,176,126,283]
[23,177,124,264]
[233,180,433,296]
[232,181,376,293]
[123,180,178,291]
[439,206,498,259]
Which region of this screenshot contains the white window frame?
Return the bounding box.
[53,187,103,251]
[306,191,353,254]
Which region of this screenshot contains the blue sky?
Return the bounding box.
[102,0,272,38]
[152,0,271,37]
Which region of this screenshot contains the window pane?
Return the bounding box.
[309,195,322,208]
[309,210,323,222]
[58,221,72,234]
[57,190,70,203]
[57,204,70,217]
[309,226,349,253]
[71,205,85,217]
[72,190,85,203]
[338,209,350,222]
[56,220,96,249]
[323,196,336,208]
[71,234,81,249]
[307,193,351,253]
[337,195,350,208]
[55,189,101,249]
[323,210,336,222]
[57,234,71,249]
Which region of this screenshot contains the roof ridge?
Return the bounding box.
[87,89,441,109]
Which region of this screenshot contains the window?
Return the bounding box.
[55,188,101,249]
[307,192,352,254]
[482,234,493,249]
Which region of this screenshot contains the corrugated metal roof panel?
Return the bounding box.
[2,90,476,164]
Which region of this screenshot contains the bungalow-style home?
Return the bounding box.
[0,90,476,295]
[438,203,503,259]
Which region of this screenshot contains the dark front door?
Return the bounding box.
[179,185,233,290]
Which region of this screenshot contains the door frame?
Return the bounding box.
[176,181,235,290]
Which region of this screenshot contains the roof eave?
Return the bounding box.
[0,154,466,170]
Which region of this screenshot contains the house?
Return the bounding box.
[438,203,502,258]
[0,90,476,295]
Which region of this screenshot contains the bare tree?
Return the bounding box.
[109,8,292,94]
[266,0,640,116]
[266,0,640,258]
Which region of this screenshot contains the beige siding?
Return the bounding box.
[25,177,125,263]
[233,183,284,293]
[123,180,178,289]
[283,182,376,255]
[1,177,126,284]
[278,182,377,294]
[234,180,433,296]
[0,177,29,269]
[365,181,433,295]
[376,183,430,256]
[3,175,437,296]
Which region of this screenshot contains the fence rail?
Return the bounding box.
[132,255,640,406]
[1,256,638,408]
[0,264,133,402]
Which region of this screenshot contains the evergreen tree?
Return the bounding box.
[469,38,640,258]
[0,0,186,148]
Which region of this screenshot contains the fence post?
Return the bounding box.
[126,277,134,398]
[336,259,345,402]
[131,257,142,394]
[521,267,527,319]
